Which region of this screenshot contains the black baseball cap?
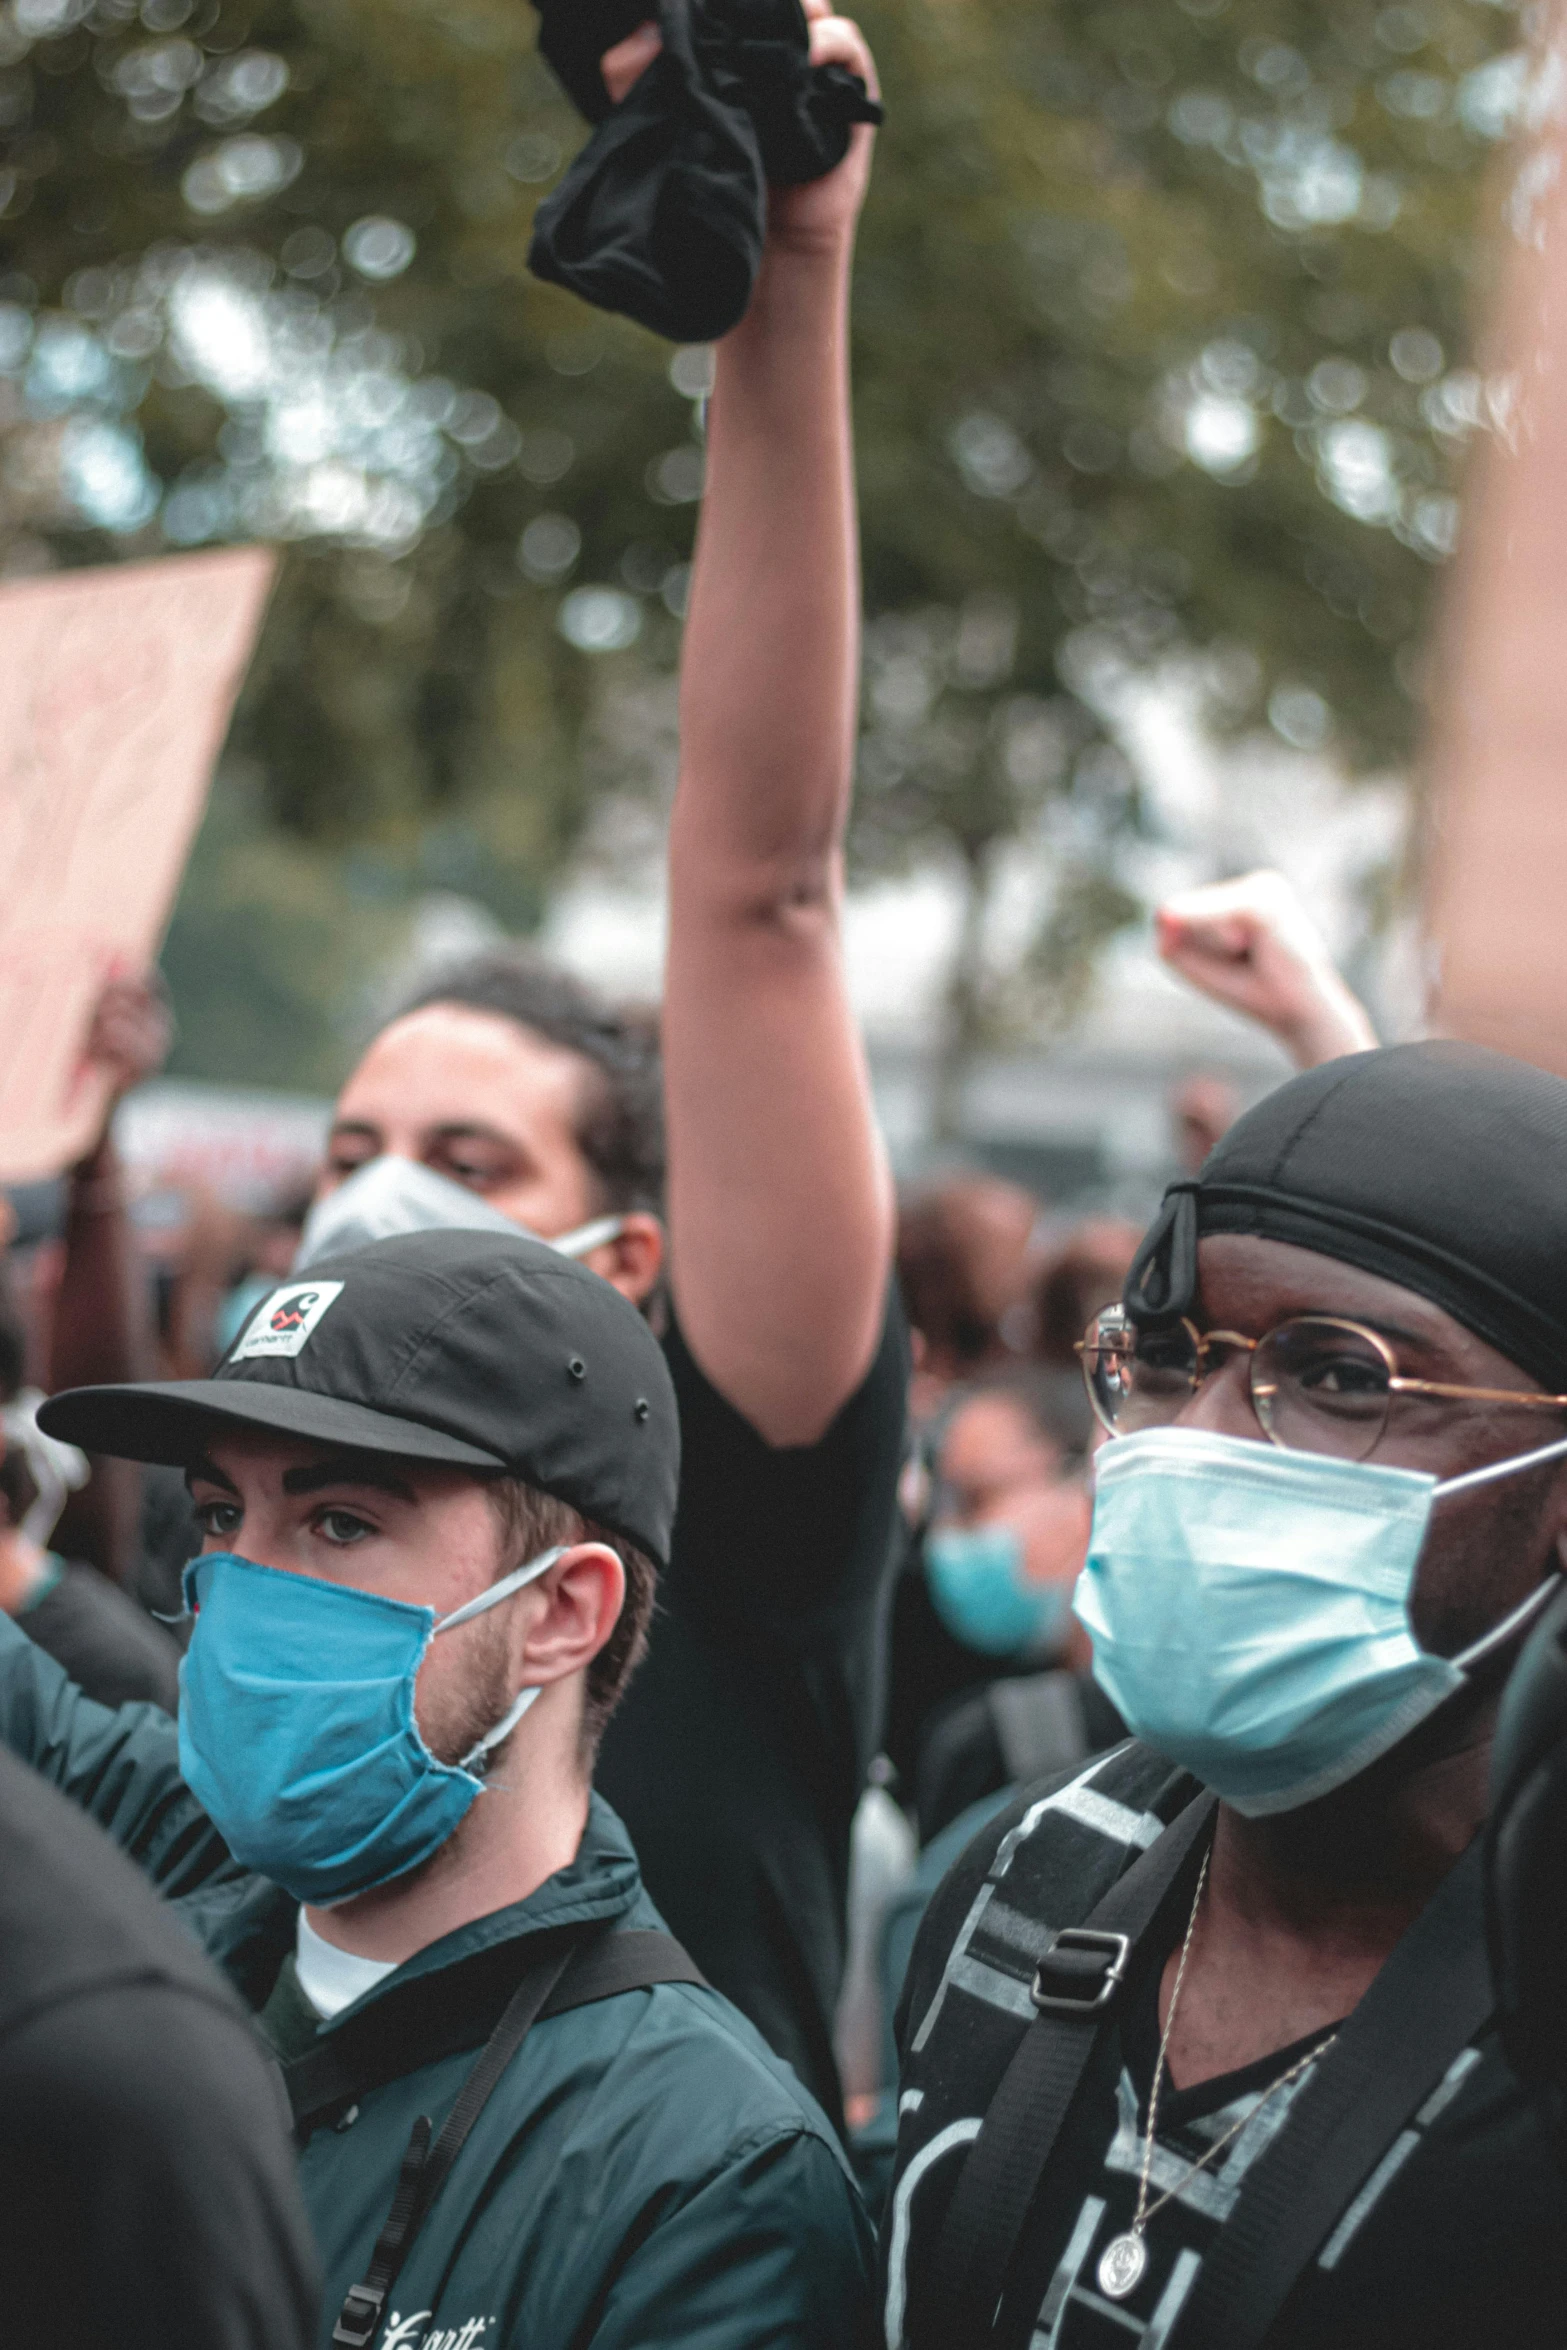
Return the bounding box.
[38,1229,680,1566]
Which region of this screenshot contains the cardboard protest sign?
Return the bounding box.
[1424,35,1567,1071]
[0,545,276,1181]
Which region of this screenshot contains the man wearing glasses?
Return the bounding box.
[885,1040,1567,2350]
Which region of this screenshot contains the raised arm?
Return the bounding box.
[659,6,893,1446]
[1155,870,1379,1070]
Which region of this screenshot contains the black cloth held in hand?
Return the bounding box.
[529,0,882,343]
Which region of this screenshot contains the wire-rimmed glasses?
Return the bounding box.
[1078,1305,1567,1462]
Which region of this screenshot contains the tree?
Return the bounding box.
[843,0,1521,1126]
[0,0,1523,1098]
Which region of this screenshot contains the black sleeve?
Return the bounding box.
[21,1563,182,1713]
[660,1284,911,1647]
[0,1979,320,2350]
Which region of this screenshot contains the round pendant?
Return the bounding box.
[1097,2231,1148,2301]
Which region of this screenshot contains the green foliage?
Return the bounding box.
[0,0,1522,1086]
[158,764,405,1088]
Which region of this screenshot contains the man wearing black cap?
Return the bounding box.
[1,1228,870,2350]
[885,1041,1567,2350]
[266,0,901,2135]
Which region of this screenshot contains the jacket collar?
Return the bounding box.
[347,1793,643,2015]
[178,1793,644,2022]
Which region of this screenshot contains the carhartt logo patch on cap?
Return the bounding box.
[231,1281,346,1361]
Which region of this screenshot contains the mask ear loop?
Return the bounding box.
[1432,1433,1567,1670]
[1451,1575,1563,1672]
[548,1214,627,1260]
[434,1546,568,1779]
[1435,1431,1567,1500]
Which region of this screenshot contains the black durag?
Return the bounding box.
[528,0,882,342]
[1126,1041,1567,1390]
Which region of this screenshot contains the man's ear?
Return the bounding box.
[584,1214,663,1307]
[516,1544,625,1686]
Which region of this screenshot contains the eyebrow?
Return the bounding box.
[282,1460,420,1501]
[327,1119,520,1154]
[184,1456,419,1503]
[185,1456,238,1496]
[426,1122,519,1151]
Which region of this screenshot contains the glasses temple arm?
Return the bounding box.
[1390,1377,1567,1410]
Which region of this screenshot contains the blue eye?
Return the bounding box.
[318,1510,374,1545]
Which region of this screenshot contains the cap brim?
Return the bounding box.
[38,1381,508,1474]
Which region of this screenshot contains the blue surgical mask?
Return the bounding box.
[177,1546,564,1905]
[1074,1425,1567,1816]
[925,1523,1073,1659]
[293,1156,625,1276]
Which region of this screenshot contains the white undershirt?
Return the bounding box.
[295,1911,399,2021]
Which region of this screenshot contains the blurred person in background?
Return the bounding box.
[135,1189,318,1629]
[236,0,901,2134]
[896,1174,1041,1421]
[1031,1215,1143,1441]
[1169,1069,1241,1176]
[212,1188,315,1359]
[912,1367,1117,1841]
[885,1176,1041,1785]
[22,971,172,1588]
[136,1180,253,1383]
[885,1215,1138,1810]
[0,973,182,1705]
[0,1253,179,1709]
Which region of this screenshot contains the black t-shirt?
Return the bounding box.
[16,1555,182,1712]
[887,1743,1567,2350]
[595,1294,909,2126]
[0,1744,319,2349]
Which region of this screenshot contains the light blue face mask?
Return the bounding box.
[1073,1425,1567,1816]
[925,1523,1073,1659]
[177,1546,564,1906]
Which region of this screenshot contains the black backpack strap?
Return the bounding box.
[330,1935,580,2348]
[925,1792,1218,2350]
[539,1927,708,2014]
[320,1925,707,2350]
[287,1926,705,2136]
[1168,1837,1491,2350]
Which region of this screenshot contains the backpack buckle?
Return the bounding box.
[1031,1927,1132,2015]
[331,2282,387,2348]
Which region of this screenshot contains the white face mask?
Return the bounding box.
[293,1156,626,1275]
[1074,1424,1567,1816]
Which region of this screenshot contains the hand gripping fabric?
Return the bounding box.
[528,0,882,341]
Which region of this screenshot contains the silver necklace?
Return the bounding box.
[1096,1851,1337,2304]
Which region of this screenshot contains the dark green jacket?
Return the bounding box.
[0,1616,873,2350]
